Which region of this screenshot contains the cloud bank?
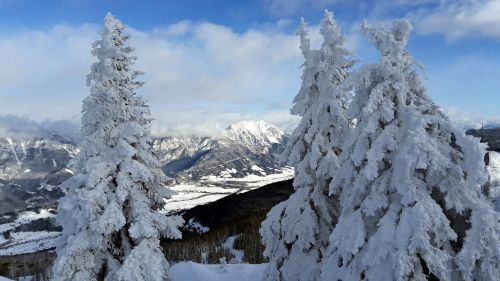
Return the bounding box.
[407,0,500,40]
[0,11,498,137]
[0,20,306,136]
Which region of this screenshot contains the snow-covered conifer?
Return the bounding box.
[321,20,500,281]
[260,11,354,281]
[52,12,183,281]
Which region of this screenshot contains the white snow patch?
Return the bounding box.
[171,262,266,281]
[488,151,500,211]
[223,236,244,262]
[201,167,294,188]
[251,165,264,172]
[5,137,21,165]
[219,168,238,178]
[0,231,60,255]
[63,168,74,175]
[162,168,293,213]
[185,218,209,234]
[0,209,55,238]
[488,152,500,185]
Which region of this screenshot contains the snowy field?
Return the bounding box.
[163,167,294,212]
[0,263,267,281]
[0,209,59,256]
[171,262,266,281]
[0,169,294,255]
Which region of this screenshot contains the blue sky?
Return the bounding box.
[0,0,499,135]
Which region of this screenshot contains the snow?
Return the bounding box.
[6,137,21,165]
[0,209,54,234]
[319,20,500,281]
[250,165,264,172]
[0,210,56,254]
[201,167,294,188]
[489,151,500,211]
[261,11,354,281]
[0,277,32,281]
[161,167,293,213]
[223,236,244,262]
[185,218,209,234]
[52,13,183,281]
[171,262,266,281]
[488,151,500,186]
[162,168,293,212]
[224,120,283,145]
[219,168,238,178]
[0,231,60,255]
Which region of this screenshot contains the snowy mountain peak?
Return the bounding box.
[224,120,286,146]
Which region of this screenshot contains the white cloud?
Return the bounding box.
[264,0,339,17]
[444,107,500,129]
[410,0,500,40]
[0,20,308,136]
[0,115,80,139]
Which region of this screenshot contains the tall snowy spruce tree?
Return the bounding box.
[52,13,183,281]
[321,20,500,281]
[260,11,354,281]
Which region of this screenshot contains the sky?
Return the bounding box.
[0,0,499,136]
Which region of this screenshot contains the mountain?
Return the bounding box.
[0,133,77,215]
[0,120,291,215]
[154,120,289,183]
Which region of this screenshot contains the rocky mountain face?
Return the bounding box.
[154,121,288,182]
[0,133,76,215]
[0,121,289,215]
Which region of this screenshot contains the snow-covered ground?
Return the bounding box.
[0,209,58,256]
[0,209,54,233]
[0,231,60,255]
[0,209,54,240]
[222,235,244,262]
[0,277,30,281]
[0,169,294,254]
[163,167,294,212]
[200,167,294,188]
[0,263,267,281]
[171,262,266,281]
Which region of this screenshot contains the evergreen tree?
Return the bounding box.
[260,11,354,281]
[52,13,183,281]
[321,20,500,281]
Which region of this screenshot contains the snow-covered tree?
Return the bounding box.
[52,12,183,281]
[321,20,500,281]
[260,11,354,281]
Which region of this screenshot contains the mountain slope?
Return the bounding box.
[0,135,76,214]
[154,120,289,183]
[0,120,291,215]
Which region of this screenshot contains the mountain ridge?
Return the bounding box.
[0,120,290,215]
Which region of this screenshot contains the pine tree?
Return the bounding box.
[260,11,354,281]
[321,20,500,281]
[52,13,183,281]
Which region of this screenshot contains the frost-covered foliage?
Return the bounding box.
[321,20,500,281]
[52,12,183,281]
[260,11,354,281]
